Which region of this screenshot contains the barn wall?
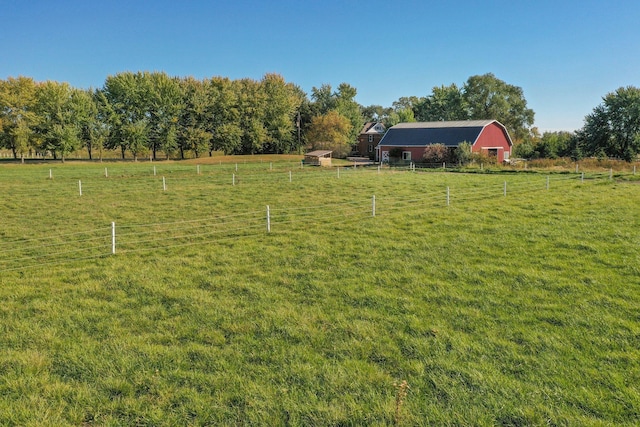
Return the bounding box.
[378,146,425,162]
[473,123,512,162]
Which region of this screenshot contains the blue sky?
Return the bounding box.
[1,0,639,132]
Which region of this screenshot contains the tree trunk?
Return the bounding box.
[121,146,126,160]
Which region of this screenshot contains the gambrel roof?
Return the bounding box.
[378,120,512,147]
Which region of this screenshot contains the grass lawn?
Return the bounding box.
[0,160,638,425]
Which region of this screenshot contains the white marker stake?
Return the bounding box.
[337,167,340,178]
[232,174,235,186]
[289,171,292,182]
[78,180,82,196]
[49,169,52,180]
[105,167,108,178]
[235,163,238,172]
[111,222,116,254]
[372,195,376,217]
[266,205,271,233]
[504,181,507,197]
[163,176,166,191]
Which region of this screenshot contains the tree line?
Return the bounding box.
[1,71,638,161]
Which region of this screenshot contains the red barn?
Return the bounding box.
[376,120,513,163]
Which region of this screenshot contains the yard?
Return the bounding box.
[0,159,638,425]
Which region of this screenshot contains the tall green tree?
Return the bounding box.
[146,72,182,159]
[71,88,103,160]
[334,83,363,144]
[414,84,467,122]
[575,86,640,161]
[102,72,148,159]
[260,73,304,153]
[35,81,82,162]
[463,73,534,141]
[0,76,39,159]
[207,77,240,155]
[178,77,211,158]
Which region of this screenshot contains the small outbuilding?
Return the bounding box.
[304,150,333,166]
[377,120,513,163]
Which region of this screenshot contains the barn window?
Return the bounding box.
[402,151,411,161]
[368,144,373,153]
[368,134,374,143]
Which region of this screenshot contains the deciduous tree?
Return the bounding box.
[306,110,352,157]
[463,73,534,141]
[575,86,640,161]
[0,76,39,160]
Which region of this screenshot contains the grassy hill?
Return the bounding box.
[0,160,638,425]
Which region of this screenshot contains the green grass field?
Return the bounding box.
[0,159,639,426]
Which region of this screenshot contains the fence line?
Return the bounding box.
[0,171,621,272]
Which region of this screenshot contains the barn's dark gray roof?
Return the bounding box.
[378,120,501,147]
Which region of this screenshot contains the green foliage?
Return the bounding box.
[0,76,39,158]
[414,84,467,122]
[35,81,83,161]
[576,86,640,161]
[306,110,353,157]
[454,141,472,165]
[463,73,534,141]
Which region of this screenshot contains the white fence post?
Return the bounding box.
[504,181,507,197]
[235,163,238,172]
[111,222,116,254]
[447,187,450,206]
[337,167,340,178]
[289,171,292,183]
[372,195,376,217]
[78,180,82,196]
[105,167,108,178]
[197,164,200,175]
[163,176,166,191]
[49,169,52,180]
[266,205,271,233]
[232,174,235,186]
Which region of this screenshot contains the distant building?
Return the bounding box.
[304,150,333,166]
[355,122,386,159]
[376,120,513,163]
